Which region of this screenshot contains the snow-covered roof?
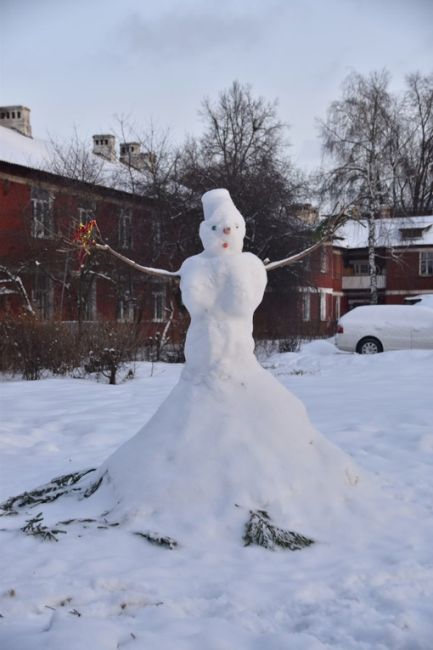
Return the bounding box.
[0,124,52,168]
[0,125,140,194]
[334,216,433,249]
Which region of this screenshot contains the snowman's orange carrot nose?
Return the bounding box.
[223,227,231,235]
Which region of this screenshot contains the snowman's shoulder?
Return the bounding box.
[241,252,265,267]
[179,253,205,275]
[238,252,267,274]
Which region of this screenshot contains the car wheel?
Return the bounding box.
[356,337,383,354]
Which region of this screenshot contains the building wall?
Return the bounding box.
[3,160,432,342]
[335,244,433,315]
[0,162,190,340]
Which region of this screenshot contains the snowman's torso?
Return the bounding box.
[179,252,267,378]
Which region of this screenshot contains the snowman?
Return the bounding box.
[1,190,365,549]
[89,189,363,548]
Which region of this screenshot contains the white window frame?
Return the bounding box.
[119,210,133,249]
[353,261,370,275]
[31,188,53,239]
[335,295,341,320]
[78,206,96,225]
[302,292,311,322]
[83,281,97,321]
[117,296,135,322]
[320,291,327,321]
[320,248,328,274]
[152,221,162,247]
[419,251,433,277]
[152,291,166,322]
[32,272,53,318]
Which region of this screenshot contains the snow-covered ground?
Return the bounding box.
[1,341,433,649]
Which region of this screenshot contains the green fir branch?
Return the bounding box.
[243,510,314,551]
[134,531,178,549]
[0,468,97,515]
[21,512,67,542]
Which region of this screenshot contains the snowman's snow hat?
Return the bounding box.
[201,189,245,225]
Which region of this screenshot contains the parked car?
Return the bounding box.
[335,303,433,354]
[404,294,433,308]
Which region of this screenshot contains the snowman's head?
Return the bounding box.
[199,189,246,256]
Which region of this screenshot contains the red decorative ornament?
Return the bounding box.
[73,220,98,267]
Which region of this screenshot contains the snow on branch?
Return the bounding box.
[265,212,348,272]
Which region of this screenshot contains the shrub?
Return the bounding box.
[0,313,79,379]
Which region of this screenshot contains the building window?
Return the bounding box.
[83,282,97,321]
[353,261,370,275]
[32,272,52,318]
[152,221,162,248]
[335,295,341,320]
[153,291,166,322]
[78,206,95,225]
[31,187,53,238]
[400,228,425,240]
[302,292,311,322]
[320,292,327,321]
[420,251,433,276]
[119,210,133,249]
[320,248,328,273]
[117,296,135,322]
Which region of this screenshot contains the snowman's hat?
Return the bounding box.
[201,189,244,223]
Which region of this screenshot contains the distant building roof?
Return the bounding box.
[334,216,433,249]
[0,125,139,193]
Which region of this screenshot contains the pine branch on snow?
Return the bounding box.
[243,510,314,551]
[0,468,98,515]
[134,531,178,549]
[21,512,67,542]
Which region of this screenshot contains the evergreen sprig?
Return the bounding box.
[0,468,98,515]
[134,531,178,549]
[243,510,314,551]
[21,512,67,542]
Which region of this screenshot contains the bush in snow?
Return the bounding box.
[0,312,79,379]
[0,315,159,382]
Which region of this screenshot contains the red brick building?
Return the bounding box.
[1,108,432,343]
[0,114,193,342]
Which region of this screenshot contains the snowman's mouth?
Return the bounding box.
[222,243,229,249]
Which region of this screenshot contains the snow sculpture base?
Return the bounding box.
[83,245,360,547]
[93,355,361,547]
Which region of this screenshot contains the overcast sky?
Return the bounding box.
[1,0,432,170]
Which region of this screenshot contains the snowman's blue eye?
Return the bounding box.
[212,225,217,231]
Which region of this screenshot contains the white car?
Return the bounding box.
[335,302,433,354]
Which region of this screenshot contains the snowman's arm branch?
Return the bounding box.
[94,243,180,279]
[264,241,323,272]
[265,212,348,272]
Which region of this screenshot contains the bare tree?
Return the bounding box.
[179,81,309,261]
[48,128,107,185]
[0,264,34,314]
[319,70,397,304]
[395,72,433,214]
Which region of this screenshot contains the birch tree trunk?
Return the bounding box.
[367,212,378,304]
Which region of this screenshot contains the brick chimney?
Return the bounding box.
[119,142,154,171]
[0,105,32,137]
[92,134,116,162]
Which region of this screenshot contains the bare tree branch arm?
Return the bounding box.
[264,241,324,272]
[94,243,180,279]
[265,212,349,272]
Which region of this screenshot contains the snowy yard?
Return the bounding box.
[1,341,433,649]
